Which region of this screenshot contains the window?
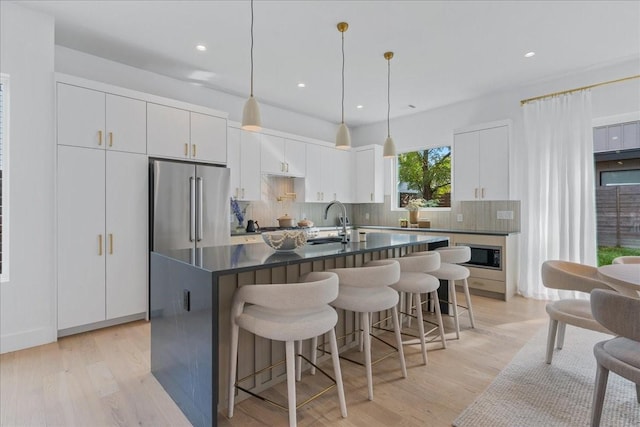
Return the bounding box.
[393,145,451,210]
[601,170,640,186]
[1,74,9,282]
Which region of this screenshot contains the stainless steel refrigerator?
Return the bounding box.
[151,159,230,261]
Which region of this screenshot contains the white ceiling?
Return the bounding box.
[17,0,640,127]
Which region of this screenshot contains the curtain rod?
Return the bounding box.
[520,74,640,106]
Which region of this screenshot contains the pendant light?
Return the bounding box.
[335,22,351,150]
[383,51,397,158]
[241,0,261,131]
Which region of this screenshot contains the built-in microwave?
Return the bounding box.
[457,243,502,270]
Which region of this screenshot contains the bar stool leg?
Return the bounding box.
[228,322,240,417]
[414,292,428,365]
[431,290,447,349]
[362,311,374,401]
[462,278,476,328]
[310,335,318,375]
[285,341,297,427]
[391,305,408,378]
[449,280,461,339]
[295,340,303,381]
[329,328,348,418]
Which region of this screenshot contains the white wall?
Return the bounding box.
[0,2,56,353]
[353,58,640,198]
[55,46,337,142]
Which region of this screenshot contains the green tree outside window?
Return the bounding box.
[397,146,451,208]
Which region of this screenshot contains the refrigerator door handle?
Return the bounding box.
[189,177,196,242]
[197,177,203,242]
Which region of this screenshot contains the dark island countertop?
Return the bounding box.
[154,232,448,276]
[358,225,519,236]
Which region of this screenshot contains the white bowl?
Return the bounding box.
[262,230,307,251]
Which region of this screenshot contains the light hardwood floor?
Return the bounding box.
[1,294,548,427]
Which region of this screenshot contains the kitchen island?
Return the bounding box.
[150,233,448,427]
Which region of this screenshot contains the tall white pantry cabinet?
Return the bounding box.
[56,82,148,332]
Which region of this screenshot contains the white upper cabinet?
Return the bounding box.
[354,145,384,203]
[453,123,510,200]
[190,112,227,164]
[261,133,306,176]
[147,103,227,164]
[57,83,146,154]
[295,143,353,203]
[228,127,261,201]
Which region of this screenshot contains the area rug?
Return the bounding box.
[453,326,639,426]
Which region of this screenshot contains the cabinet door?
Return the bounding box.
[453,131,480,200]
[240,130,262,201]
[105,94,147,154]
[478,126,509,200]
[593,127,608,152]
[333,149,352,202]
[191,112,227,164]
[57,83,105,149]
[284,139,306,177]
[227,127,241,199]
[147,103,190,159]
[105,151,148,320]
[622,122,639,150]
[355,149,375,203]
[57,146,106,330]
[261,133,286,174]
[303,144,325,202]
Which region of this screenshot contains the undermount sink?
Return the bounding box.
[306,236,345,245]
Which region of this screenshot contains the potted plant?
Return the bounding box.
[406,198,425,224]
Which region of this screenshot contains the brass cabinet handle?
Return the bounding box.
[286,162,289,173]
[192,144,197,157]
[108,132,113,147]
[184,143,189,156]
[241,188,245,199]
[98,234,103,256]
[109,233,113,254]
[481,188,485,198]
[98,130,103,146]
[370,193,374,202]
[475,188,478,199]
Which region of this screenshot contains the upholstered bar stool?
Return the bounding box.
[228,272,347,427]
[391,252,447,365]
[327,259,406,401]
[409,246,475,339]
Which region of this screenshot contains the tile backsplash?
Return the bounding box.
[234,176,520,233]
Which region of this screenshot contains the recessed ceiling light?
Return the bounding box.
[408,104,416,109]
[356,105,363,109]
[297,82,306,88]
[196,44,207,51]
[524,51,535,58]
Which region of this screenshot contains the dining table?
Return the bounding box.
[597,263,640,298]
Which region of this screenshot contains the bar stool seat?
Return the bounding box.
[228,271,347,427]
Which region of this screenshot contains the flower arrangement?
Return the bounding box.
[406,198,426,211]
[230,198,246,225]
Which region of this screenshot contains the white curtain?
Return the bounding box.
[518,90,597,300]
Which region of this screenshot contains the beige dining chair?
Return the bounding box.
[589,289,640,427]
[540,260,614,364]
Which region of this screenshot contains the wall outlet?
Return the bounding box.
[497,210,514,220]
[456,214,463,222]
[365,212,370,220]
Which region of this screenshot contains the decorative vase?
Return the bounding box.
[409,210,419,224]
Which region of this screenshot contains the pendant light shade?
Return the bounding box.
[383,51,396,158]
[242,0,262,131]
[335,22,351,150]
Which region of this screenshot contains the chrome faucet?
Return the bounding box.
[324,200,349,244]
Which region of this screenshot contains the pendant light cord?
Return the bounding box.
[341,31,345,124]
[387,58,391,138]
[250,0,254,97]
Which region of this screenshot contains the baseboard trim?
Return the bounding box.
[57,313,146,338]
[1,326,57,354]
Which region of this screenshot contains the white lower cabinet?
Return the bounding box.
[57,146,147,331]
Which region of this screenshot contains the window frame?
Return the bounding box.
[391,143,452,213]
[1,74,10,283]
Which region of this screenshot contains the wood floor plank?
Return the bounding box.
[1,294,548,427]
